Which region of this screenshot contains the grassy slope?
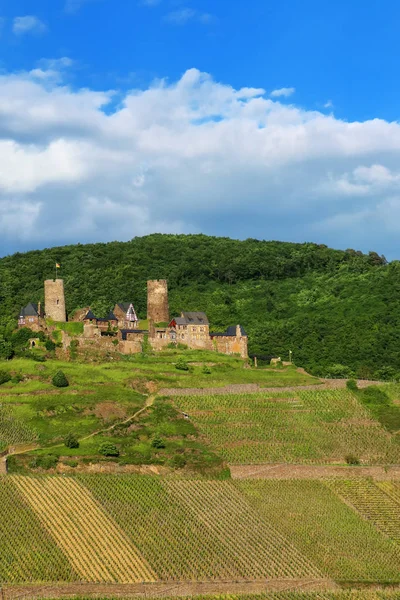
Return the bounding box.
[1,353,316,474]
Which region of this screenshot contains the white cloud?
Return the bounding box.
[13,16,47,36]
[270,87,295,98]
[165,8,214,25]
[1,67,400,256]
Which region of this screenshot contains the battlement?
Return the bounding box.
[44,279,66,322]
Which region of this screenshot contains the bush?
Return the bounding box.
[202,365,211,375]
[345,454,360,466]
[175,358,189,371]
[0,339,13,360]
[64,432,79,449]
[0,370,11,386]
[151,436,166,449]
[63,459,78,468]
[170,454,186,469]
[346,379,358,392]
[360,386,390,405]
[29,455,59,470]
[98,442,120,457]
[45,339,56,352]
[325,364,355,379]
[52,370,69,388]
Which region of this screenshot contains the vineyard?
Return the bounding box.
[2,474,400,586]
[173,389,400,464]
[237,479,400,582]
[0,403,37,452]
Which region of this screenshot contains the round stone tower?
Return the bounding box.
[147,280,169,324]
[44,279,66,322]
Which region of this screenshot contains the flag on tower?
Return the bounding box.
[56,263,60,268]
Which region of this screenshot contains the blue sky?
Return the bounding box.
[1,0,400,258]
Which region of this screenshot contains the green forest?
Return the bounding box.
[0,233,398,378]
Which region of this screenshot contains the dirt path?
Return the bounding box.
[3,394,157,464]
[230,464,400,480]
[2,578,336,599]
[159,379,383,397]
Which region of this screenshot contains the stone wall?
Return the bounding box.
[44,279,66,322]
[212,332,248,359]
[147,280,169,323]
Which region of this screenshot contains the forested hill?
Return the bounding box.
[0,233,398,377]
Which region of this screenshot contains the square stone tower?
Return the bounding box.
[44,279,66,322]
[147,280,169,324]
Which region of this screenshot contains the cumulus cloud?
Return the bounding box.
[270,87,295,98]
[13,16,47,35]
[1,67,400,257]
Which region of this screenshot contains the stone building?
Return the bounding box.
[210,325,248,359]
[169,312,212,350]
[113,303,138,329]
[147,280,169,324]
[18,302,44,331]
[44,279,66,322]
[18,276,249,359]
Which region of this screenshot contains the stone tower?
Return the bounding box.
[44,279,66,322]
[147,280,169,324]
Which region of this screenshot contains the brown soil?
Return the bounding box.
[2,579,336,599]
[94,402,128,422]
[230,464,400,480]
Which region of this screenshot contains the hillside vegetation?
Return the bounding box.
[0,233,397,375]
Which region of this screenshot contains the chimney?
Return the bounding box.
[236,324,241,337]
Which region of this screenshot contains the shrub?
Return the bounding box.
[176,358,189,371]
[151,436,166,449]
[346,379,358,392]
[360,386,390,405]
[0,370,11,386]
[52,370,69,388]
[98,442,120,457]
[63,459,78,468]
[64,432,79,449]
[29,455,59,470]
[325,364,355,379]
[202,365,211,375]
[170,454,186,469]
[0,339,13,360]
[345,454,360,466]
[45,339,56,352]
[11,372,23,384]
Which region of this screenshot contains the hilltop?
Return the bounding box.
[0,234,396,376]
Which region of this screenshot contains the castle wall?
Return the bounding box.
[147,280,169,324]
[212,334,248,359]
[44,279,66,322]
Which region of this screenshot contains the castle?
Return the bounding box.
[18,278,248,359]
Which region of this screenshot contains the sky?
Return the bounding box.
[1,0,400,258]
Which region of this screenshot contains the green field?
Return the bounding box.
[1,474,400,585]
[173,389,400,465]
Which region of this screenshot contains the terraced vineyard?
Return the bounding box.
[329,478,400,543]
[2,474,400,586]
[12,476,156,583]
[0,403,37,452]
[173,389,400,464]
[237,479,400,582]
[82,475,319,581]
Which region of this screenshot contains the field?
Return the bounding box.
[2,473,400,587]
[173,389,400,465]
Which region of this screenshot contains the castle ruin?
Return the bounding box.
[44,279,66,322]
[19,277,248,359]
[147,280,169,324]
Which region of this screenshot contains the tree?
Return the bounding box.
[52,370,69,388]
[0,338,13,360]
[64,432,79,449]
[98,442,119,457]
